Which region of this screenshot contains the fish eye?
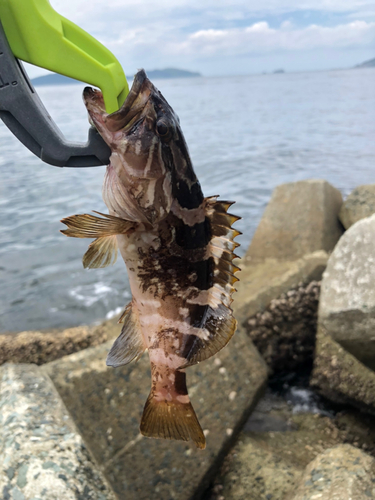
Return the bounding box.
[156,121,169,137]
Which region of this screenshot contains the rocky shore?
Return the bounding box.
[1,179,375,499]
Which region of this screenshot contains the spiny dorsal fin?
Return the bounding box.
[60,211,134,238]
[106,302,146,367]
[182,197,241,368]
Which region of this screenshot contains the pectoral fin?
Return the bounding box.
[83,235,118,269]
[60,211,135,269]
[60,211,134,238]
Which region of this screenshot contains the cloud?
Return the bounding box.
[51,0,375,21]
[21,0,374,78]
[175,20,375,57]
[99,19,375,64]
[49,0,375,57]
[49,0,375,46]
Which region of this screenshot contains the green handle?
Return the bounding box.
[0,0,128,113]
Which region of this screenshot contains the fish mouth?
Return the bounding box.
[83,69,153,136]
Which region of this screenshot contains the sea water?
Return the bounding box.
[1,68,374,332]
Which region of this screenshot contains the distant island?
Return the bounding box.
[31,68,202,87]
[143,68,201,79]
[273,69,285,74]
[31,73,78,86]
[355,57,375,68]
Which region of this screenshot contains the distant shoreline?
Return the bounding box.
[30,63,375,87]
[31,68,202,87]
[355,57,375,69]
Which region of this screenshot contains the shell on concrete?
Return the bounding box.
[0,319,119,367]
[247,280,321,373]
[236,250,328,325]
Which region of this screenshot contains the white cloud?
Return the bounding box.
[175,20,375,57]
[21,0,375,78]
[50,0,375,20]
[48,0,375,44]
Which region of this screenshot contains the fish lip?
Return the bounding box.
[82,87,107,133]
[82,86,105,113]
[83,69,151,133]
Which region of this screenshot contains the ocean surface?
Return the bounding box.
[1,68,374,333]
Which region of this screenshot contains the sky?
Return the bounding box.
[25,0,375,78]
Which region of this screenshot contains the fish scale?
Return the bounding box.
[61,69,241,449]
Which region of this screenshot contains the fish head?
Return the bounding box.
[83,69,186,224]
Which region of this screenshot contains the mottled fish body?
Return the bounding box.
[61,70,240,449]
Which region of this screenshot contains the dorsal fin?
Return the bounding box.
[182,197,241,368]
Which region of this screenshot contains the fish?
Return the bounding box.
[60,69,241,449]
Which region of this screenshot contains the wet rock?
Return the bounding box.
[310,324,375,414]
[246,281,320,373]
[334,409,375,457]
[0,363,116,500]
[319,214,375,370]
[0,319,118,366]
[244,180,343,263]
[290,445,375,500]
[339,184,375,229]
[209,387,375,500]
[218,438,302,500]
[212,391,347,500]
[44,325,267,500]
[235,250,328,325]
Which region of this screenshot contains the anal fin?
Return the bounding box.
[106,303,145,367]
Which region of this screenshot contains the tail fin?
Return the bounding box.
[140,393,206,449]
